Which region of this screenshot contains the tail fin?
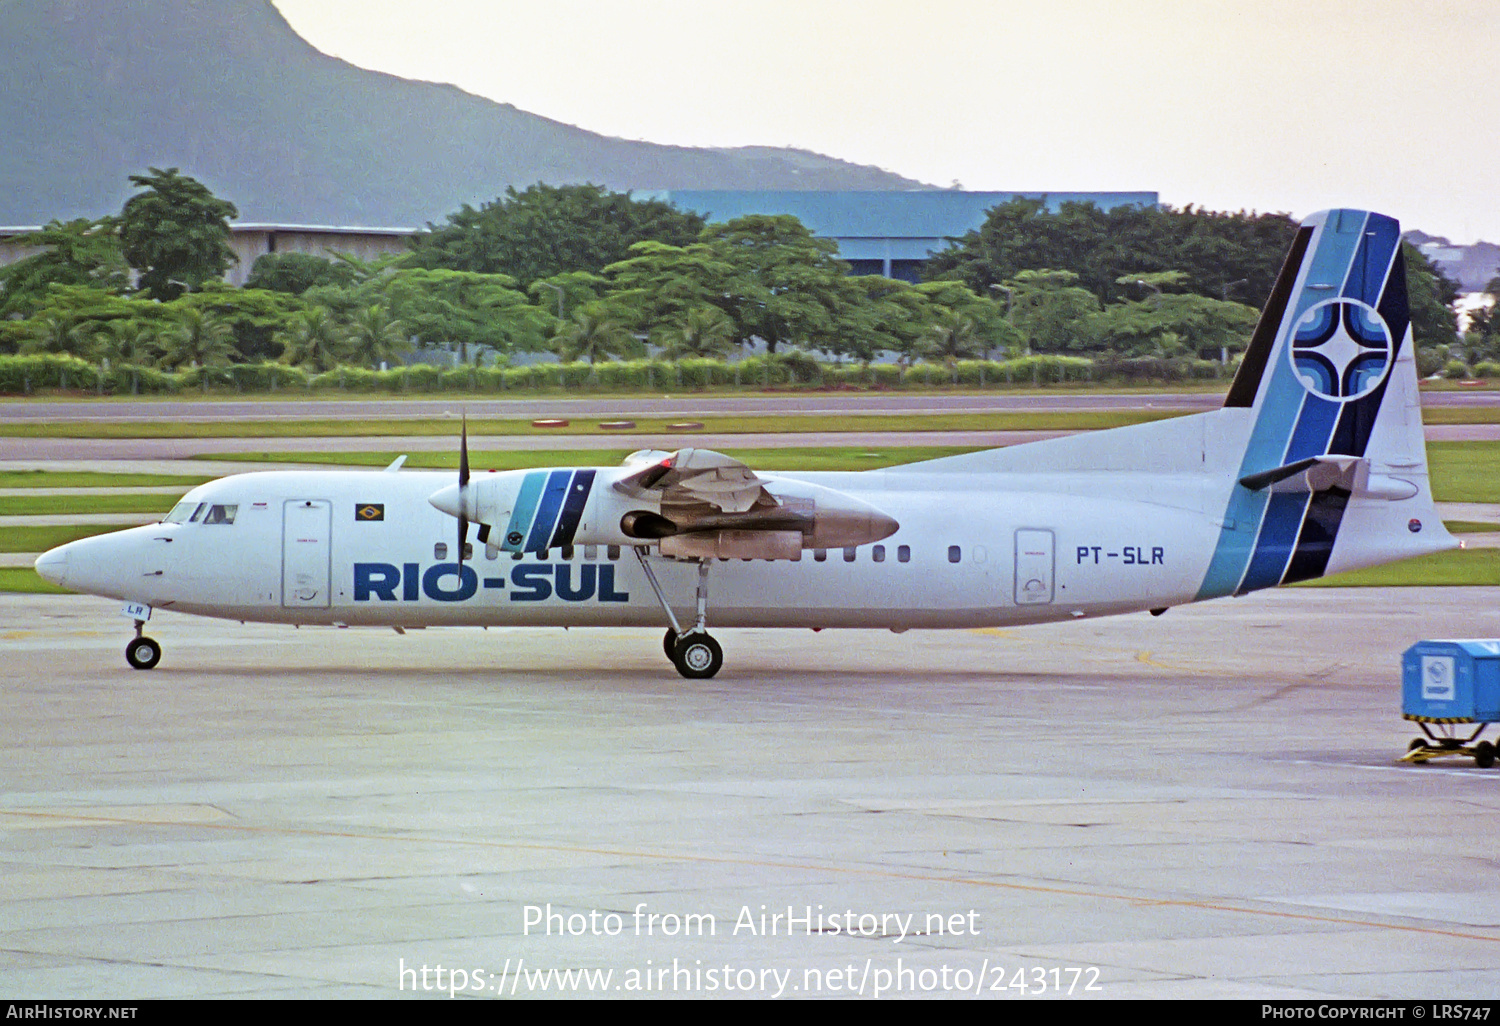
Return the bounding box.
[1197,208,1454,598]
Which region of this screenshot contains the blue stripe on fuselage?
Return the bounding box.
[524,470,573,553]
[549,469,595,550]
[501,471,548,554]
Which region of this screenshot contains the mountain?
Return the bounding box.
[0,0,930,228]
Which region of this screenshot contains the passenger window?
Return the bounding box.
[948,545,961,563]
[814,549,827,562]
[872,545,885,563]
[584,545,598,560]
[843,547,857,562]
[462,542,473,561]
[561,545,575,561]
[607,545,621,560]
[898,545,910,563]
[434,542,448,560]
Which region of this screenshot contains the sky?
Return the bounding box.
[271,0,1500,244]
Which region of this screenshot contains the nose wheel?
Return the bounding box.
[124,618,161,670]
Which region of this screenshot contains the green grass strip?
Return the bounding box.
[0,494,185,516]
[1428,441,1500,503]
[0,567,70,594]
[1295,547,1500,587]
[1443,521,1500,534]
[0,471,212,489]
[0,524,139,553]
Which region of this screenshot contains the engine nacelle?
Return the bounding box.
[431,465,898,558]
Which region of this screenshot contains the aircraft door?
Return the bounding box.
[1013,528,1055,605]
[282,499,331,608]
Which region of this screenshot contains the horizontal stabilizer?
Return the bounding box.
[1238,455,1417,500]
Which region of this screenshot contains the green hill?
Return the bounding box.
[0,0,929,228]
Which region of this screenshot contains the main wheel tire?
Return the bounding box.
[663,628,678,659]
[671,633,723,679]
[125,636,161,670]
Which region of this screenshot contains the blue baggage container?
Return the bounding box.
[1401,640,1500,723]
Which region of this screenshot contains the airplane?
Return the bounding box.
[33,208,1456,678]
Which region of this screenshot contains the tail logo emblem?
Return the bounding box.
[1291,299,1392,402]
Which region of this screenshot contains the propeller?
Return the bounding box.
[457,413,469,569]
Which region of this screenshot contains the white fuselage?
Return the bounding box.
[41,465,1222,632]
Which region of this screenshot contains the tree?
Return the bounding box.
[923,309,984,366]
[156,308,236,378]
[345,304,411,369]
[245,253,355,295]
[20,315,92,358]
[0,218,129,319]
[654,306,736,360]
[93,319,156,367]
[601,240,737,336]
[407,184,706,289]
[378,268,550,362]
[925,199,1297,309]
[1004,270,1101,353]
[1089,272,1259,360]
[1403,242,1460,354]
[275,307,349,372]
[698,215,851,354]
[118,167,239,301]
[550,307,636,364]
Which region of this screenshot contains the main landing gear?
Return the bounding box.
[125,619,161,670]
[635,548,723,679]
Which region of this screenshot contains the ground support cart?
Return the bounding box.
[1400,641,1500,769]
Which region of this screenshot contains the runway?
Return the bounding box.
[4,589,1499,999]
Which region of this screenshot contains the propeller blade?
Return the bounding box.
[457,414,470,568]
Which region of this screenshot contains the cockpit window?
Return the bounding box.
[162,501,236,525]
[162,501,199,524]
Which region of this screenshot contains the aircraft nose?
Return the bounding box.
[34,545,69,587]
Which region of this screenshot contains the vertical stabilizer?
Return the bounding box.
[1197,209,1453,599]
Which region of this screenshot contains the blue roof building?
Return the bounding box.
[639,190,1159,281]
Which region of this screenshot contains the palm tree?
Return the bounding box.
[275,307,349,372]
[924,310,982,366]
[550,308,634,365]
[93,320,154,367]
[654,305,735,360]
[156,308,236,392]
[346,304,410,369]
[21,315,91,358]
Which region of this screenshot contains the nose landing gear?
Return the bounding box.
[125,619,161,670]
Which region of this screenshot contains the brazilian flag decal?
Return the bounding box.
[356,503,385,522]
